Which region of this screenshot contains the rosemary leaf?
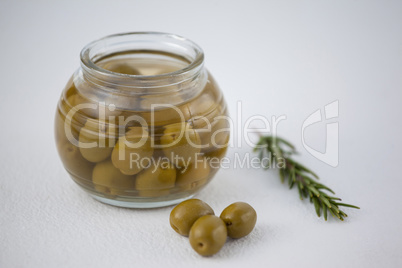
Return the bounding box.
[312,197,321,217]
[254,135,359,221]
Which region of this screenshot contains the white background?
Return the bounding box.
[1,0,401,267]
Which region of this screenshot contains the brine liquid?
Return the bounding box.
[55,50,229,203]
[96,50,191,76]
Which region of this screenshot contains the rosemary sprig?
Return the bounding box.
[254,135,359,221]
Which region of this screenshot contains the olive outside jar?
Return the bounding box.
[54,32,230,208]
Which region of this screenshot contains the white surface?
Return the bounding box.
[1,0,402,267]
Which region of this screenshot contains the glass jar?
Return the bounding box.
[54,32,229,208]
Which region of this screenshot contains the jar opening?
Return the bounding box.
[95,50,192,76]
[80,32,205,90]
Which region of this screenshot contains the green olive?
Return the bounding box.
[79,119,117,163]
[58,81,87,139]
[170,199,214,236]
[54,109,82,146]
[219,202,257,238]
[203,142,228,160]
[176,158,210,190]
[139,101,191,127]
[92,160,135,196]
[161,123,201,167]
[66,91,101,119]
[57,140,94,182]
[66,80,125,119]
[98,96,125,118]
[118,109,148,129]
[203,138,229,175]
[135,159,176,197]
[111,127,154,175]
[152,148,166,160]
[189,215,227,256]
[200,118,230,151]
[187,91,217,118]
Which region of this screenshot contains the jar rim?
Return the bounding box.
[80,32,205,83]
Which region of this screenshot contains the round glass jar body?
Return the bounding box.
[54,32,229,208]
